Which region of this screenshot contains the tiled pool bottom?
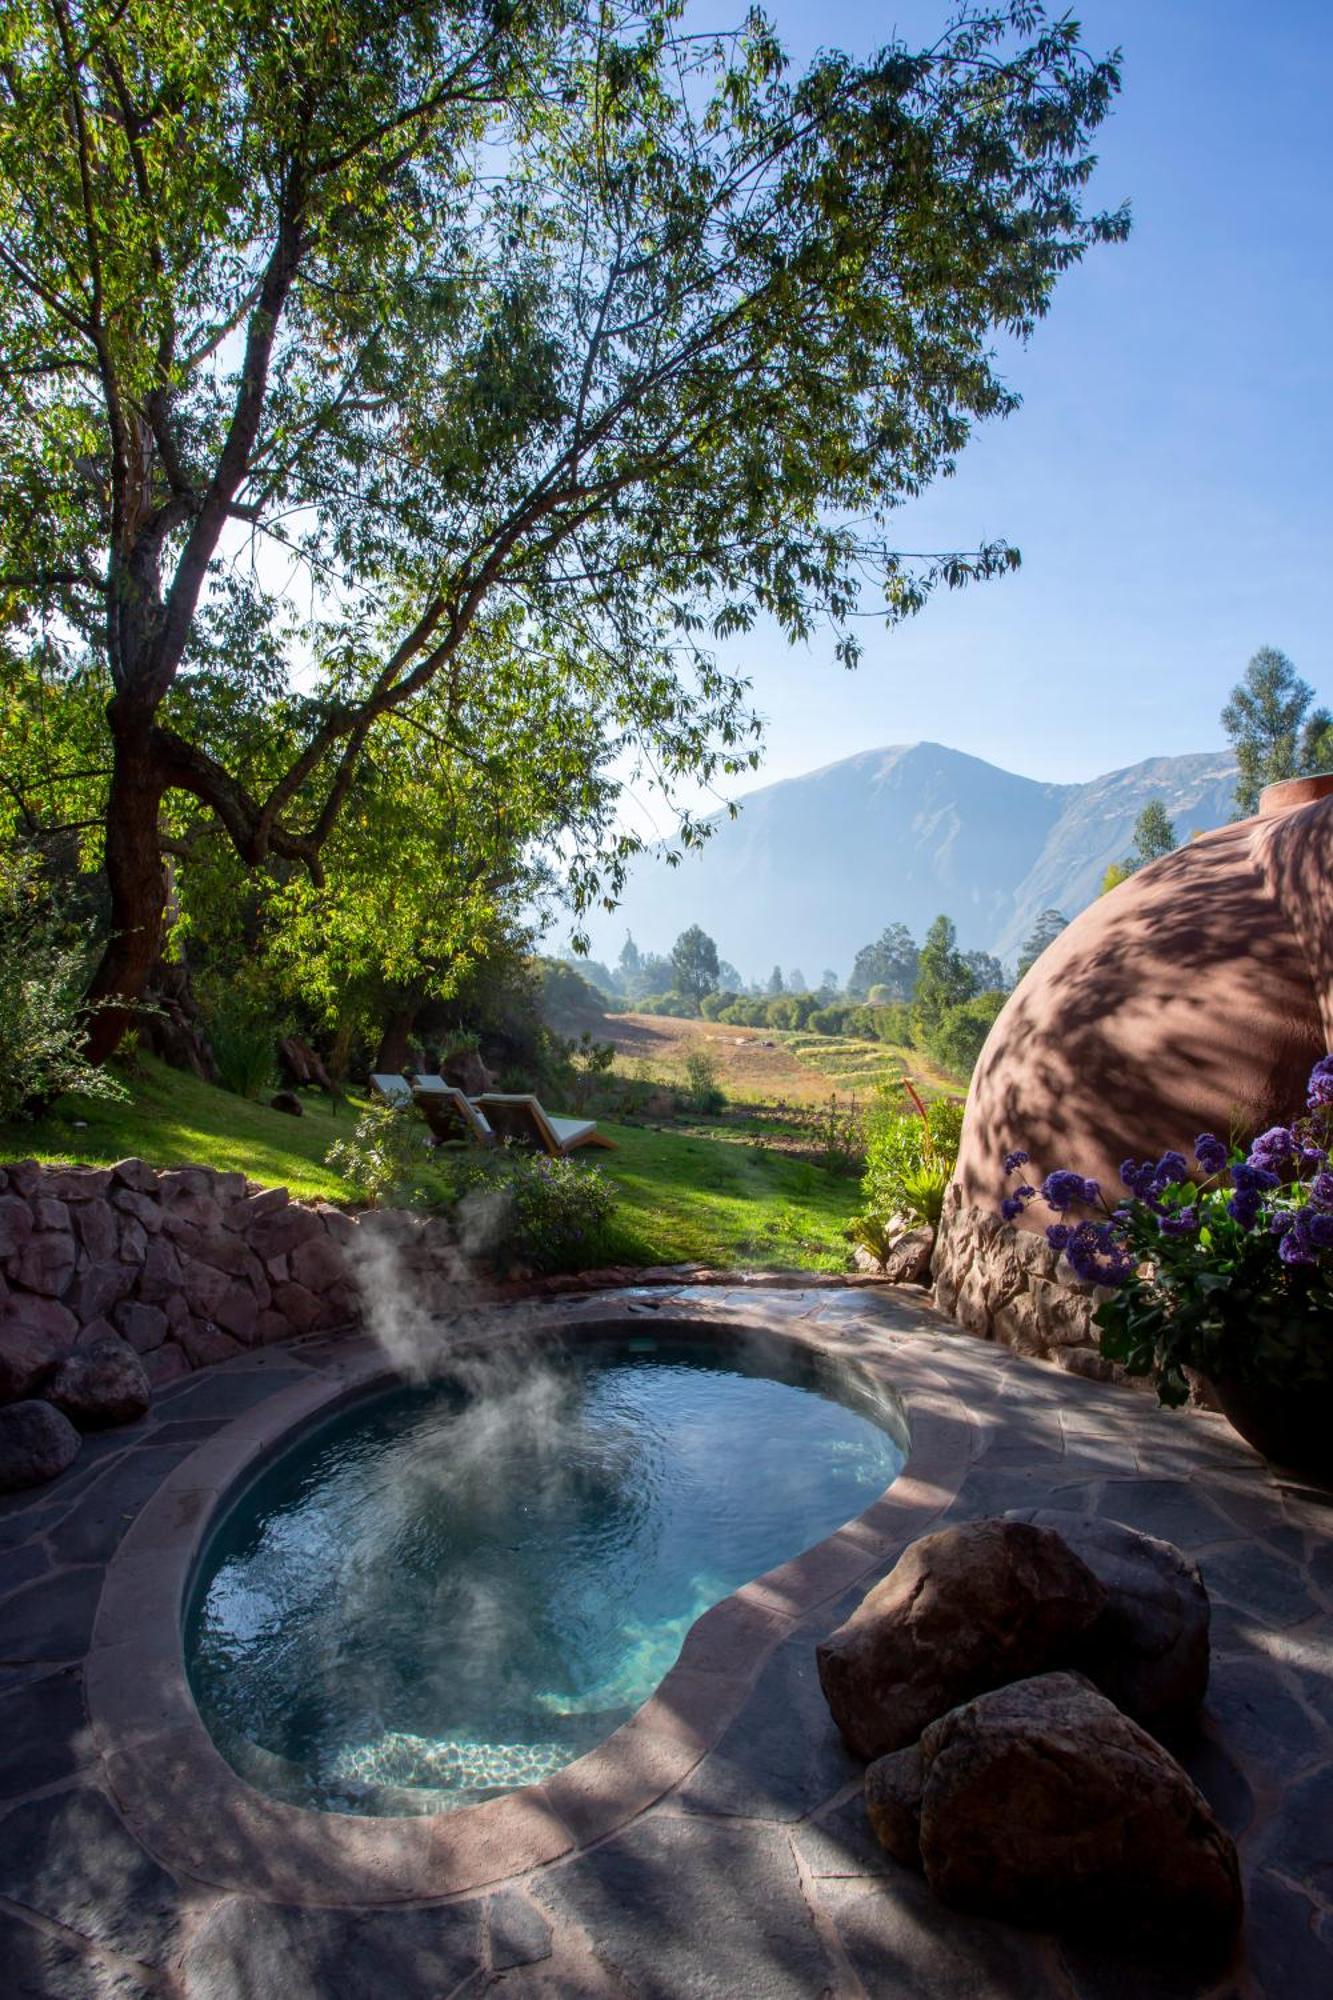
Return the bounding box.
[0,1283,1329,1998]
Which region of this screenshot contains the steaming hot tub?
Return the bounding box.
[185,1331,905,1815]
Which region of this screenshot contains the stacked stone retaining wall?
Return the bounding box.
[931,1183,1118,1383]
[0,1159,361,1400]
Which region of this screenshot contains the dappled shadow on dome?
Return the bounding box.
[959,797,1333,1213]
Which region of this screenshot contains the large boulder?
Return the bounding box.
[864,1743,924,1867]
[1007,1509,1210,1739]
[817,1518,1107,1760]
[45,1335,151,1430]
[880,1227,935,1286]
[911,1671,1241,1957]
[0,1399,81,1490]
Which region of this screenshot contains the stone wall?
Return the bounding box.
[931,1183,1117,1383]
[0,1158,359,1401]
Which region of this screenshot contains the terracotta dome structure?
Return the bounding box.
[934,776,1333,1359]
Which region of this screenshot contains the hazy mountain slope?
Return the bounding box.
[585,741,1238,981]
[993,750,1239,963]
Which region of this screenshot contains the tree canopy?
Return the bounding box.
[1221,647,1333,817]
[1016,905,1067,979]
[670,923,720,1000]
[848,921,919,999]
[0,0,1126,1057]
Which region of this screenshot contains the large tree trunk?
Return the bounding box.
[375,1005,419,1075]
[84,714,169,1064]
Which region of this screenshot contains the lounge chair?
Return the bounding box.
[368,1073,413,1108]
[474,1093,616,1158]
[413,1083,496,1148]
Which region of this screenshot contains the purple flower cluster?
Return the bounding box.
[998,1050,1333,1288]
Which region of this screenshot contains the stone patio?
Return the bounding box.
[0,1284,1329,1998]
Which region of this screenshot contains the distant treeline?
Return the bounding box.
[564,908,1073,1079]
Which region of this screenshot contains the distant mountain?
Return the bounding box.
[581,741,1239,981]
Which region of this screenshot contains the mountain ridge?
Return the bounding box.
[582,741,1239,980]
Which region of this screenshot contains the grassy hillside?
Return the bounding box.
[0,1056,859,1272]
[604,1010,959,1107]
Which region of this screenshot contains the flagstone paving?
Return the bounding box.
[0,1287,1329,1998]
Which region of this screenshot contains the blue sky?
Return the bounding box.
[672,0,1332,802]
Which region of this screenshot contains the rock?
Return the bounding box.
[289,1233,346,1295]
[270,1090,304,1117]
[135,1237,183,1303]
[9,1228,78,1298]
[816,1518,1107,1760]
[144,1342,191,1388]
[0,1302,78,1400]
[40,1167,113,1202]
[271,1280,324,1333]
[0,1399,81,1490]
[1006,1511,1210,1739]
[211,1283,259,1344]
[278,1035,334,1093]
[176,1318,243,1368]
[157,1167,215,1200]
[112,1300,170,1354]
[915,1672,1241,1956]
[68,1257,136,1321]
[865,1744,924,1867]
[45,1335,151,1430]
[111,1188,162,1233]
[1052,1344,1115,1381]
[0,1194,35,1260]
[111,1157,160,1194]
[880,1228,935,1286]
[242,1186,289,1223]
[249,1206,324,1261]
[72,1198,119,1264]
[443,1046,494,1098]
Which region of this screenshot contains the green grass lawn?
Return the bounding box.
[0,1056,859,1272]
[0,1055,363,1203]
[597,1121,857,1272]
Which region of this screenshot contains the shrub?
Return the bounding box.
[449,1149,616,1275]
[326,1104,449,1208]
[868,1001,916,1047]
[699,989,737,1021]
[924,989,1007,1079]
[861,1087,964,1221]
[765,994,800,1030]
[809,1003,852,1035]
[682,1048,725,1115]
[200,982,278,1098]
[0,852,128,1121]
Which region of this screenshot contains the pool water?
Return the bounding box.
[185,1336,904,1814]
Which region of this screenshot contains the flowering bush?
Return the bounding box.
[1000,1056,1333,1406]
[448,1148,616,1276]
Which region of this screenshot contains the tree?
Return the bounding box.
[1221,648,1333,816]
[767,965,785,997]
[820,970,840,999]
[1017,908,1068,980]
[0,2,1126,1059]
[716,958,744,993]
[787,966,808,995]
[912,915,975,1036]
[962,949,1007,993]
[671,924,720,1002]
[848,923,918,1000]
[1131,799,1177,866]
[618,935,643,988]
[926,988,1007,1079]
[1100,799,1176,894]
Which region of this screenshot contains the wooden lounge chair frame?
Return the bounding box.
[413,1083,496,1148]
[474,1093,615,1158]
[368,1072,413,1108]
